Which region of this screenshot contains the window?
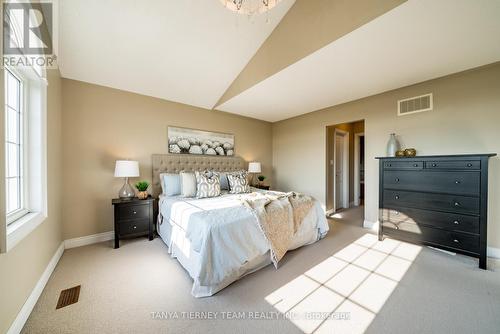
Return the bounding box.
[2,65,47,253]
[5,69,29,224]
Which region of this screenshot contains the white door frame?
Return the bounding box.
[354,132,365,206]
[333,129,349,211]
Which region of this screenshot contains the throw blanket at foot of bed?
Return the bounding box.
[241,192,315,268]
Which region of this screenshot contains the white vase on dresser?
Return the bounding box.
[386,133,400,157]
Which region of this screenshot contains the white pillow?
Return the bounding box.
[179,171,197,197]
[160,173,181,196]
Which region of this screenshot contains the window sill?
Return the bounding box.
[6,212,46,252]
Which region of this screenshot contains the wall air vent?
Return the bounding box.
[398,93,433,116]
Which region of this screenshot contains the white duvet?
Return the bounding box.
[157,189,329,297]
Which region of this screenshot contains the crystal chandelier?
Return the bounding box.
[220,0,282,15]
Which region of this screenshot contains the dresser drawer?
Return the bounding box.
[383,224,479,253]
[383,170,480,196]
[383,190,480,215]
[383,161,423,170]
[425,160,480,170]
[119,219,149,236]
[382,207,479,234]
[118,204,149,220]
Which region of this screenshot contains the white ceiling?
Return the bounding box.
[217,0,500,122]
[58,0,295,109]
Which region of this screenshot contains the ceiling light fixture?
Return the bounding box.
[220,0,282,15]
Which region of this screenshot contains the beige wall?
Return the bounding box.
[0,69,63,333]
[272,62,500,248]
[61,79,273,239]
[216,0,405,107]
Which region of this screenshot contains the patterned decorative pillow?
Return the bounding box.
[227,171,251,194]
[195,170,221,199]
[219,172,229,190]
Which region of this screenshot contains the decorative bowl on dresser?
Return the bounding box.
[111,197,155,248]
[376,154,496,269]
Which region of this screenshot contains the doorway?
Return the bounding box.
[326,120,365,225]
[334,129,349,210]
[354,133,365,206]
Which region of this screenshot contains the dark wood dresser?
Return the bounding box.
[112,197,155,249]
[377,154,495,269]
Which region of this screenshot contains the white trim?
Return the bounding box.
[3,65,48,253]
[6,212,46,252]
[363,220,379,230]
[333,128,349,211]
[353,132,364,207]
[7,242,64,334]
[64,231,114,249]
[487,247,500,259]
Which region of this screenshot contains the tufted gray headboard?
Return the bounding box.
[151,154,246,197]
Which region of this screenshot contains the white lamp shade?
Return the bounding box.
[114,160,140,177]
[248,162,261,173]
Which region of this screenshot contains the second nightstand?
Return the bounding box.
[112,197,155,248]
[254,184,270,190]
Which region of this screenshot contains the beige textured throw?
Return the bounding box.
[241,192,315,268]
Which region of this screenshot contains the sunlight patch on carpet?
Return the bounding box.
[265,233,421,334]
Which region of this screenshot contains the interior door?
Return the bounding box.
[335,133,344,210]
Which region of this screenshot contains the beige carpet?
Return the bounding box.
[22,216,500,334]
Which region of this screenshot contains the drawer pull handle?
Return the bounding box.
[133,226,137,229]
[413,164,419,167]
[455,180,461,184]
[454,202,461,207]
[395,195,400,200]
[453,220,460,225]
[388,164,392,167]
[133,211,137,214]
[453,239,459,243]
[432,163,437,167]
[395,178,400,182]
[467,163,473,167]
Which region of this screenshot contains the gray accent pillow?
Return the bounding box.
[219,172,229,190]
[195,170,221,198]
[179,171,197,197]
[160,173,180,196]
[227,171,251,194]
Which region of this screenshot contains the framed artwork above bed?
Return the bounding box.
[168,126,235,156]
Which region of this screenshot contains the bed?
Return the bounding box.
[152,154,329,297]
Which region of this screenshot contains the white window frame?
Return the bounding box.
[3,64,47,253]
[5,68,30,224]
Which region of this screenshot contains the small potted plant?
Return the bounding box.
[135,181,150,199]
[257,175,266,186]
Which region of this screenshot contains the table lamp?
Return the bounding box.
[248,162,261,186]
[114,160,140,199]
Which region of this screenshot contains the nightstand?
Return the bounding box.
[111,197,155,248]
[254,184,270,190]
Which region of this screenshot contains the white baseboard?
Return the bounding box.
[7,242,64,334]
[487,246,500,259]
[64,231,114,249]
[363,220,379,230]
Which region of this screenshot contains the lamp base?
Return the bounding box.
[118,178,135,199]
